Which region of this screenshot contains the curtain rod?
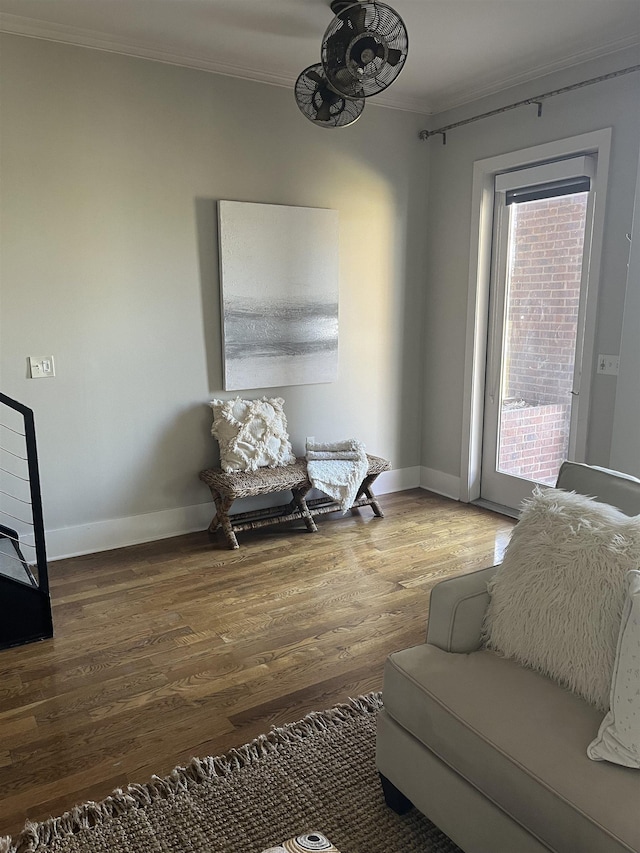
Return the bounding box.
[419,65,640,144]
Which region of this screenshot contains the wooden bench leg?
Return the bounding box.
[355,474,385,517]
[212,494,239,549]
[364,485,384,517]
[208,503,222,534]
[292,487,318,533]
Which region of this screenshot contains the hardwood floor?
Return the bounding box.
[0,490,514,838]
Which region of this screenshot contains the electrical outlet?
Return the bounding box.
[597,354,619,376]
[28,356,55,378]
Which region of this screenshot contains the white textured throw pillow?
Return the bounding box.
[210,397,295,473]
[483,487,640,711]
[588,571,640,767]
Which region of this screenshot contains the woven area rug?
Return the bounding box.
[1,693,461,853]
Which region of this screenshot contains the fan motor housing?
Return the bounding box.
[348,33,386,74]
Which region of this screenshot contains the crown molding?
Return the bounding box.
[368,91,432,114]
[427,33,640,114]
[0,13,298,88]
[0,12,433,114]
[1,12,636,118]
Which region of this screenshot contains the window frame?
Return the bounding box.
[460,129,612,503]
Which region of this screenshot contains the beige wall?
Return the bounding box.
[420,48,640,484]
[0,35,429,556]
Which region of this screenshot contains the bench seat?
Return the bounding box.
[199,454,390,548]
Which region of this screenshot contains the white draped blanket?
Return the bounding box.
[305,439,368,513]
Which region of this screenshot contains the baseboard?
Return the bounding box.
[44,466,422,562]
[419,467,461,501]
[45,503,215,562]
[378,466,421,493]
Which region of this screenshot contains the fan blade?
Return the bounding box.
[307,70,325,85]
[385,47,403,67]
[326,22,351,59]
[344,4,367,34]
[316,98,333,122]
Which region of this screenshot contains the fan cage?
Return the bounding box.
[322,1,408,99]
[295,64,365,128]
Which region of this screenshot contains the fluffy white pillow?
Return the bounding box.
[483,487,640,711]
[210,397,295,473]
[588,570,640,767]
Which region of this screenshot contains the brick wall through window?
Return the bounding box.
[498,192,588,485]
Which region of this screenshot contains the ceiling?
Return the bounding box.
[1,0,639,114]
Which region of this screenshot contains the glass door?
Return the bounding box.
[480,157,595,510]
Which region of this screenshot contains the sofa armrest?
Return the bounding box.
[426,565,499,653]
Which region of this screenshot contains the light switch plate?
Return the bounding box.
[597,354,619,376]
[29,356,55,378]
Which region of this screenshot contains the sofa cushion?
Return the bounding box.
[588,570,640,768]
[482,486,640,711]
[384,644,640,853]
[556,462,640,517]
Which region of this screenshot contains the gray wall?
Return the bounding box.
[420,49,640,481]
[1,34,638,558]
[611,146,640,477]
[0,35,429,556]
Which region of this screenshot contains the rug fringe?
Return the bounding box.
[6,692,382,853]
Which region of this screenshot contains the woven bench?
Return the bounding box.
[199,454,391,549]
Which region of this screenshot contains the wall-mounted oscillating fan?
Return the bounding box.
[294,63,365,128]
[321,1,408,99]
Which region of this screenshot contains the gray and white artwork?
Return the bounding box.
[218,200,339,390]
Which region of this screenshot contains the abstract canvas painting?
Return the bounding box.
[218,201,339,390]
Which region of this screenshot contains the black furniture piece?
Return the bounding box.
[0,392,53,649]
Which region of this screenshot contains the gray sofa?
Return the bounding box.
[376,462,640,853]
